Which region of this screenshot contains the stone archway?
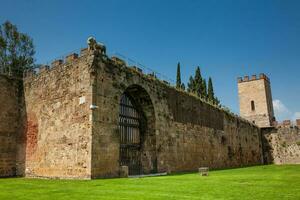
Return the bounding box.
[119,85,157,175]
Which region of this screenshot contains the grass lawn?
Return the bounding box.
[0,165,299,200]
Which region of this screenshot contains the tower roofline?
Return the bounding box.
[237,73,270,83]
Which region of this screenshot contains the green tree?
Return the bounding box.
[207,77,214,101]
[202,78,207,99]
[176,62,181,89]
[207,77,220,105]
[214,97,220,106]
[181,83,185,91]
[0,21,35,78]
[187,75,195,93]
[194,66,203,97]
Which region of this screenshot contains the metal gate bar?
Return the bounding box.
[119,94,141,175]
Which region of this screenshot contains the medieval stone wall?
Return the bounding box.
[2,47,264,179]
[91,54,263,178]
[163,88,262,172]
[0,75,21,177]
[22,51,94,179]
[262,126,300,164]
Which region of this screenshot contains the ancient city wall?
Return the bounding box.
[262,122,300,164]
[22,50,94,179]
[164,88,263,172]
[0,75,21,177]
[2,46,264,179]
[91,53,263,178]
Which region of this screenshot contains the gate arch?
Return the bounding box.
[118,85,156,175]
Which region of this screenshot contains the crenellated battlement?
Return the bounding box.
[237,73,270,83]
[0,37,266,179]
[273,119,300,128]
[23,47,92,79]
[22,37,175,89]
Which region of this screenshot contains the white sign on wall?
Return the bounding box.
[79,96,86,105]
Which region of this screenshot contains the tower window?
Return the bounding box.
[251,100,255,111]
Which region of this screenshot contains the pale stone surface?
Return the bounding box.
[90,51,263,178]
[238,74,275,127]
[262,127,300,164]
[22,51,95,179]
[0,44,264,179]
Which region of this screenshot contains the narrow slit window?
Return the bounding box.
[251,100,255,111]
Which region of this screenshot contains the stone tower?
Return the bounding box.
[238,73,275,127]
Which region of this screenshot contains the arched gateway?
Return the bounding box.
[118,85,157,175]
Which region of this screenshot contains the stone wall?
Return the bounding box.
[3,46,264,179]
[91,54,263,178]
[0,75,21,177]
[262,126,300,164]
[22,51,94,179]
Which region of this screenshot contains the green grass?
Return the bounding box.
[0,165,300,200]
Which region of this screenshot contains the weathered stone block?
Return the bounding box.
[297,119,300,128]
[283,120,291,127]
[39,65,49,73]
[66,53,78,63]
[51,59,63,68]
[0,75,21,177]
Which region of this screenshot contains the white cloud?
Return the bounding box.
[293,112,300,120]
[273,99,299,121]
[273,99,290,114]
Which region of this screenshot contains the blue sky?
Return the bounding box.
[1,0,299,121]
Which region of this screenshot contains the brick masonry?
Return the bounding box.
[0,75,22,177]
[0,43,264,179]
[21,52,95,179]
[262,126,300,164]
[90,49,263,178]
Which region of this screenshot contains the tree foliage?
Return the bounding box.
[187,66,207,98]
[186,67,220,105]
[181,83,185,91]
[176,62,181,89]
[176,62,186,91]
[194,67,202,97]
[187,75,195,93]
[202,78,207,99]
[0,21,35,78]
[207,77,219,105]
[208,77,214,101]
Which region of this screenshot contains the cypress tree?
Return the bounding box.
[202,78,207,99]
[214,97,220,106]
[181,83,185,91]
[208,77,214,102]
[187,76,195,93]
[176,62,181,89]
[194,66,202,97]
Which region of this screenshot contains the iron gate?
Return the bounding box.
[119,94,142,175]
